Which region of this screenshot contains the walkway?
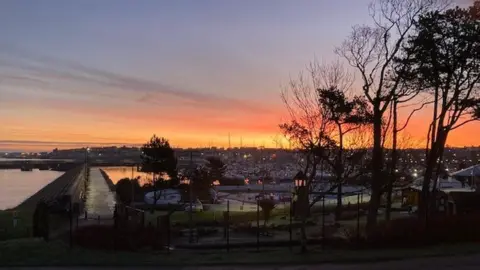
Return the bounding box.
[13,253,480,269]
[84,168,116,218]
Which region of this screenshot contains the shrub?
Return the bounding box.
[74,225,171,251]
[258,198,276,226]
[367,213,480,248]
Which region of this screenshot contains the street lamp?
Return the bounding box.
[294,175,306,188]
[292,171,307,216]
[293,171,308,253]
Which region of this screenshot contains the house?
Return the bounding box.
[451,164,480,188]
[401,177,475,213]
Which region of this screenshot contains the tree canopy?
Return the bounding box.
[140,135,178,185]
[205,156,226,181]
[396,4,480,212]
[115,178,141,205]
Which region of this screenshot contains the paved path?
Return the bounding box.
[9,254,480,269]
[84,168,116,218]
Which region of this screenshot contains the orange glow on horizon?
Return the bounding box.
[1,100,479,151]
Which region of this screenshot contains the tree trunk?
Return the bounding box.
[336,181,343,221]
[421,137,443,220]
[335,127,344,221]
[420,87,440,218]
[386,100,398,221]
[420,129,447,219]
[300,218,307,253]
[429,131,448,214]
[366,111,383,236]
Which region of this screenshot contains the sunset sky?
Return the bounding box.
[0,0,478,152]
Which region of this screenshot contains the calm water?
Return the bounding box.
[101,166,154,185]
[0,158,73,162]
[0,169,63,210]
[85,168,116,217]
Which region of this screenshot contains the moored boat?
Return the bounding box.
[20,163,33,171]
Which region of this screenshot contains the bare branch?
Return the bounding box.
[451,118,480,130]
[397,100,434,132]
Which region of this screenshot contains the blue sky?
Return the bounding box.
[0,0,370,97]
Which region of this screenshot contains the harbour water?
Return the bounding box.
[84,168,117,218]
[0,169,63,210]
[100,166,153,185]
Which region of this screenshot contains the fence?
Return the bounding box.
[142,195,368,253]
[32,194,369,252]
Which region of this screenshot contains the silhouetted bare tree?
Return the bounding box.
[280,60,371,251]
[318,87,373,220]
[397,4,480,215]
[335,0,449,233]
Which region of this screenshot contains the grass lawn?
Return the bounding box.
[0,210,71,241]
[2,237,480,266]
[144,207,294,227]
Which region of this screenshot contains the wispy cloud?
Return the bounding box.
[0,140,139,146]
[0,44,275,114]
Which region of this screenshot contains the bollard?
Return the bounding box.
[84,210,87,220]
[12,211,18,228]
[98,215,100,225]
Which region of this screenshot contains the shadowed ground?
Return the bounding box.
[6,253,480,270]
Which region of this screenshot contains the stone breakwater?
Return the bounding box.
[15,166,86,212]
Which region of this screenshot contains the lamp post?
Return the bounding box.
[294,171,307,253]
[293,171,307,218]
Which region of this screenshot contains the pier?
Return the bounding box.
[84,168,116,218]
[99,169,116,191]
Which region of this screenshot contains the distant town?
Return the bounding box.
[2,145,480,181]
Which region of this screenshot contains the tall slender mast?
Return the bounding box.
[228,133,231,149]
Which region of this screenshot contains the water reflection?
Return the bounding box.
[100,166,154,186]
[85,168,116,217]
[0,169,63,210]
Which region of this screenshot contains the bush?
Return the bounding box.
[115,178,142,205]
[367,214,480,248]
[73,225,171,251]
[258,198,276,226]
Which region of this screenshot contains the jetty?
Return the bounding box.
[84,168,116,218]
[99,169,116,191]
